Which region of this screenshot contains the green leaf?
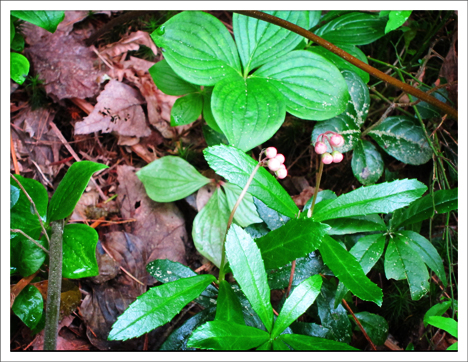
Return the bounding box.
[204,144,299,218]
[211,74,286,152]
[12,285,43,329]
[11,32,25,52]
[233,11,309,73]
[148,59,200,96]
[423,301,452,327]
[61,224,98,278]
[271,275,322,338]
[415,86,449,119]
[253,197,290,231]
[255,219,330,270]
[10,184,20,209]
[170,92,203,126]
[230,284,267,330]
[11,17,15,44]
[353,312,389,345]
[384,234,429,300]
[289,321,329,338]
[447,342,458,351]
[308,11,321,29]
[202,125,228,147]
[272,339,291,350]
[256,341,273,350]
[202,87,222,133]
[109,274,216,341]
[187,320,269,350]
[349,234,386,274]
[222,182,262,227]
[425,316,457,338]
[352,140,384,185]
[279,333,358,350]
[326,214,386,235]
[11,234,48,277]
[253,50,349,121]
[10,52,30,85]
[215,280,245,325]
[400,230,447,287]
[192,187,230,268]
[313,178,427,222]
[316,12,387,45]
[368,115,433,165]
[319,235,383,306]
[385,11,412,34]
[303,190,337,212]
[151,11,241,86]
[226,225,273,332]
[48,161,108,221]
[11,10,65,33]
[136,156,210,203]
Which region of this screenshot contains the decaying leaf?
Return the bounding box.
[99,31,157,59]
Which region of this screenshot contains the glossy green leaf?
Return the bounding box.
[11,234,48,277]
[204,144,299,218]
[326,214,386,235]
[368,115,433,165]
[137,156,210,203]
[308,11,321,28]
[11,18,15,44]
[211,74,286,151]
[48,161,108,221]
[256,219,330,270]
[273,339,291,350]
[279,333,358,350]
[415,86,449,119]
[353,312,388,345]
[151,11,241,86]
[226,224,273,332]
[11,10,64,33]
[10,184,20,209]
[352,140,384,185]
[61,224,98,278]
[349,234,386,275]
[385,11,412,34]
[425,316,457,338]
[256,341,272,350]
[253,197,290,231]
[319,235,383,306]
[230,284,267,331]
[272,275,322,338]
[384,234,429,300]
[316,12,387,45]
[290,321,329,338]
[253,50,349,121]
[109,274,216,341]
[170,92,203,126]
[245,222,270,239]
[303,190,337,212]
[202,125,228,147]
[222,182,262,227]
[10,52,30,85]
[11,32,25,52]
[148,59,200,96]
[187,320,269,350]
[202,87,222,133]
[12,285,43,329]
[215,280,245,325]
[192,187,230,268]
[447,342,458,351]
[423,301,452,327]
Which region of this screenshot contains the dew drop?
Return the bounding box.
[156,25,166,35]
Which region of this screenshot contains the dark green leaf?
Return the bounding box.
[11,10,64,33]
[11,18,15,44]
[215,280,245,325]
[10,184,20,209]
[202,125,228,147]
[425,316,457,338]
[202,87,222,133]
[230,284,266,331]
[136,156,210,203]
[62,224,99,278]
[303,190,337,212]
[253,197,290,231]
[170,92,203,126]
[279,333,358,350]
[244,222,270,239]
[385,11,412,34]
[289,321,329,338]
[204,144,299,218]
[12,285,43,329]
[415,87,449,119]
[353,312,388,345]
[109,274,216,341]
[423,301,452,327]
[352,140,384,185]
[148,59,200,96]
[326,214,386,235]
[10,234,48,277]
[48,161,108,221]
[368,115,433,165]
[187,320,269,350]
[11,32,25,52]
[10,52,30,85]
[349,233,386,274]
[226,225,273,332]
[222,183,262,228]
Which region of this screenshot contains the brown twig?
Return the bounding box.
[10,229,49,254]
[100,242,145,286]
[10,133,20,174]
[342,298,377,351]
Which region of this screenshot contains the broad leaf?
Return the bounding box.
[12,285,43,329]
[384,234,429,300]
[211,74,286,151]
[137,156,210,203]
[204,145,299,218]
[325,214,386,235]
[10,184,20,209]
[255,218,330,270]
[352,140,384,185]
[11,234,48,277]
[425,316,458,338]
[368,115,433,165]
[202,87,222,133]
[226,225,273,332]
[273,339,291,350]
[279,333,358,350]
[202,125,228,146]
[289,321,329,339]
[253,197,290,231]
[319,235,383,306]
[148,59,200,96]
[253,50,349,120]
[271,274,322,338]
[11,10,64,33]
[313,178,427,222]
[349,233,386,274]
[10,52,30,85]
[151,11,241,86]
[170,92,203,126]
[48,161,108,221]
[222,182,263,227]
[215,280,245,325]
[11,31,25,52]
[109,274,216,341]
[353,312,389,345]
[423,301,452,327]
[187,320,269,350]
[415,86,450,119]
[385,11,412,34]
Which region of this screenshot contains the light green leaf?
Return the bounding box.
[201,87,222,133]
[10,184,20,209]
[352,140,384,185]
[447,342,458,350]
[349,233,386,274]
[308,11,321,29]
[222,182,262,227]
[353,312,389,345]
[215,280,245,325]
[423,301,452,327]
[425,316,457,338]
[11,10,65,33]
[136,156,210,203]
[12,285,43,329]
[148,59,200,96]
[326,214,386,235]
[385,11,412,34]
[10,52,30,85]
[170,92,203,126]
[279,333,359,350]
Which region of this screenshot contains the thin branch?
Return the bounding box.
[10,133,20,175]
[10,229,49,254]
[342,298,377,351]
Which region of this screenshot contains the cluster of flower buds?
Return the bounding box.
[314,131,345,164]
[263,147,288,179]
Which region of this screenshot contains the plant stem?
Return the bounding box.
[342,298,377,351]
[43,220,64,351]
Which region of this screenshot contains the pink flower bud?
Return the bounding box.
[331,150,344,163]
[268,157,282,172]
[315,141,327,154]
[274,153,285,164]
[321,152,333,164]
[330,134,345,147]
[265,147,277,159]
[276,167,288,179]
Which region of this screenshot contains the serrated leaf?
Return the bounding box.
[349,234,386,274]
[313,178,427,222]
[425,316,457,338]
[48,161,108,221]
[423,301,452,328]
[385,11,412,34]
[253,197,290,231]
[222,182,262,227]
[384,234,430,300]
[10,52,30,85]
[353,312,389,345]
[109,274,216,341]
[170,92,203,126]
[319,235,383,306]
[352,140,384,185]
[256,219,330,270]
[253,50,349,121]
[272,275,322,338]
[12,285,43,329]
[279,333,358,350]
[151,11,241,86]
[11,10,64,33]
[187,320,269,350]
[211,74,286,151]
[149,59,200,96]
[136,156,210,203]
[226,225,273,332]
[204,144,299,218]
[11,234,48,277]
[215,280,245,325]
[368,115,432,165]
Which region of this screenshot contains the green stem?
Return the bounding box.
[43,220,64,351]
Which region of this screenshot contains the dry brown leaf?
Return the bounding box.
[292,186,317,208]
[439,30,458,107]
[100,31,158,59]
[196,184,216,211]
[57,11,111,35]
